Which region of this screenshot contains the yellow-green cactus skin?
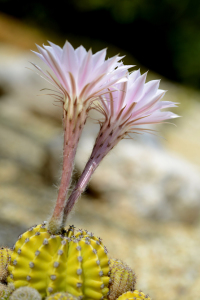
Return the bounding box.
[116,291,151,300]
[7,222,110,299]
[46,292,78,300]
[0,248,13,282]
[108,259,136,300]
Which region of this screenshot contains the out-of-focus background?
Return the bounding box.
[0,1,200,299]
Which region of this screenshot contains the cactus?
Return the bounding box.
[116,291,151,300]
[0,283,8,300]
[7,222,110,299]
[0,248,13,282]
[10,286,42,300]
[0,282,13,300]
[108,259,136,300]
[46,292,78,300]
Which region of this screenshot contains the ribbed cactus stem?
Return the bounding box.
[48,102,87,234]
[108,259,136,300]
[116,290,151,300]
[0,247,12,283]
[46,292,78,300]
[8,223,110,299]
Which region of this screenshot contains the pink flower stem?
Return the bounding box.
[62,119,121,225]
[63,156,99,223]
[48,101,88,233]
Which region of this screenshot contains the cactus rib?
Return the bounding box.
[116,291,151,300]
[8,223,110,299]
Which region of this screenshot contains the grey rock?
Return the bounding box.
[75,136,200,223]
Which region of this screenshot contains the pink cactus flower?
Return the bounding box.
[96,69,178,156]
[32,41,131,233]
[32,41,129,120]
[64,70,179,218]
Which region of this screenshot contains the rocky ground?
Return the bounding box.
[0,13,200,300]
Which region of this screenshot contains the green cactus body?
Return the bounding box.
[108,259,136,300]
[0,248,13,282]
[7,222,110,299]
[116,291,151,300]
[0,283,10,300]
[46,292,78,300]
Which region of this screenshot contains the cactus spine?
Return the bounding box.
[7,222,110,299]
[108,259,136,300]
[116,291,151,300]
[0,282,14,300]
[0,248,13,283]
[9,286,42,300]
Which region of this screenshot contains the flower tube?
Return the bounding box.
[32,41,130,233]
[63,70,179,221]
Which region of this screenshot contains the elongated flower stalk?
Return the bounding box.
[32,41,130,233]
[63,70,179,222]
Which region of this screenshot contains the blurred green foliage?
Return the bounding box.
[72,0,140,23]
[72,0,200,87]
[0,0,200,89]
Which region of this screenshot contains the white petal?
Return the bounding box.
[129,69,141,83]
[48,41,63,61]
[138,80,160,106]
[131,91,166,118]
[78,49,93,90]
[134,111,179,124]
[92,49,107,69]
[36,45,68,90]
[33,41,131,103]
[75,45,87,65]
[92,55,118,79]
[62,42,79,79]
[126,72,147,106]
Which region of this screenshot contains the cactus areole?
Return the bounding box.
[8,223,110,299]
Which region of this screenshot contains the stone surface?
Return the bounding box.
[76,136,200,224]
[0,15,200,300]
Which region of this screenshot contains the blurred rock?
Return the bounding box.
[44,118,200,224]
[74,134,200,224]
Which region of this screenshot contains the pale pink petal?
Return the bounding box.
[79,73,106,100]
[92,49,107,69]
[62,42,79,79]
[133,111,179,125]
[97,70,179,144]
[91,55,119,79]
[32,50,47,65]
[32,41,131,113]
[129,69,141,82]
[35,45,52,67]
[48,41,63,61]
[131,91,166,118]
[75,45,87,65]
[154,101,178,110]
[35,45,69,90]
[124,73,147,111]
[89,70,128,99]
[137,80,160,107]
[115,81,128,115]
[30,62,62,91]
[78,49,93,90]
